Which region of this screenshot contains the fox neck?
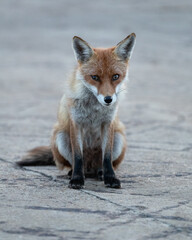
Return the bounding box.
[71,91,118,127]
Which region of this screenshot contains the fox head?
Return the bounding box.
[72,34,136,106]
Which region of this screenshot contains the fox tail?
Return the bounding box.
[16,146,55,167]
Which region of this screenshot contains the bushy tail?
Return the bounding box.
[16,146,55,167]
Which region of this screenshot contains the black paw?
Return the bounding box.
[68,175,84,189]
[104,175,121,188]
[97,169,103,181]
[67,169,73,178]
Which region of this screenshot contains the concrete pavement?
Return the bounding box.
[0,0,192,239]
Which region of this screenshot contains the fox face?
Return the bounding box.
[73,34,136,106]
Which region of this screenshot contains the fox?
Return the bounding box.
[16,33,136,189]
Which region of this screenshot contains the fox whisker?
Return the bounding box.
[117,88,126,95]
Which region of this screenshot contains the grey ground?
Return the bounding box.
[0,0,192,239]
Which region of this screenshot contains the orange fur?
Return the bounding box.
[79,48,128,97]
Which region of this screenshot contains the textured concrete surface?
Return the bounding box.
[0,0,192,239]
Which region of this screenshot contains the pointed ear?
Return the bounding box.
[114,33,136,61]
[72,36,93,63]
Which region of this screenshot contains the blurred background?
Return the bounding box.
[0,1,192,239]
[0,0,192,160]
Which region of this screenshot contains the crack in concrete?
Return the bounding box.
[130,192,169,197]
[142,221,192,240]
[0,157,140,211]
[0,158,12,164]
[25,205,108,216]
[19,167,55,181]
[80,189,128,209]
[0,157,56,181]
[121,172,192,179]
[129,144,192,152]
[153,201,190,214]
[80,190,149,215]
[0,225,100,240]
[140,213,191,223]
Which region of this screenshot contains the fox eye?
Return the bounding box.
[91,75,100,81]
[112,74,120,81]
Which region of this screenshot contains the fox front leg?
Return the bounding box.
[69,154,84,189]
[102,125,121,188]
[68,124,84,189]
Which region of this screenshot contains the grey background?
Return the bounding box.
[0,0,192,239]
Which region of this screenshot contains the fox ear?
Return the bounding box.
[115,33,136,61]
[72,36,93,63]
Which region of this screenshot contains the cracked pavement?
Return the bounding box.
[0,0,192,239]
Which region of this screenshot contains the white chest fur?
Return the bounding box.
[70,90,117,127]
[70,90,117,148]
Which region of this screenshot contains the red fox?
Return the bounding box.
[17,33,136,189]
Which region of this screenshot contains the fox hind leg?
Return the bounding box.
[52,131,72,170]
[112,131,126,169]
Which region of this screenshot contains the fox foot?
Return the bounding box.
[97,169,103,181]
[68,169,72,178]
[69,175,84,189]
[104,175,121,188]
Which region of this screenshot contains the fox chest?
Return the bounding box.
[70,98,116,147]
[70,98,115,128]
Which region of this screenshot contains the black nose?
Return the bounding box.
[104,96,112,104]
